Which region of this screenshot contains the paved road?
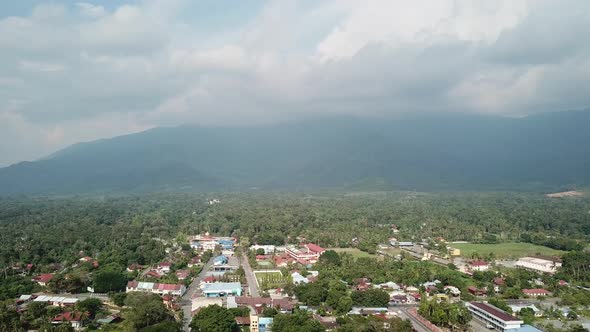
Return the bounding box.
[181,259,213,332]
[240,252,259,297]
[397,307,434,332]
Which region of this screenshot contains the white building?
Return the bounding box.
[515,257,562,274]
[126,281,186,296]
[467,302,524,331]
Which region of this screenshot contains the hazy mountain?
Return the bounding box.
[1,110,589,194]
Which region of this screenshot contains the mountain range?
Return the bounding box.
[1,110,589,194]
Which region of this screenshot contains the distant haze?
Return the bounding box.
[0,111,589,194]
[2,1,590,165]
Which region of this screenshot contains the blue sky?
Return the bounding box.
[1,0,590,166]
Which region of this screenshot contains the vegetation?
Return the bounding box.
[451,242,564,259]
[190,305,248,332]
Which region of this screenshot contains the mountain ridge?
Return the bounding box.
[1,110,589,194]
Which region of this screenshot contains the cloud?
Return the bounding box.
[1,0,590,165]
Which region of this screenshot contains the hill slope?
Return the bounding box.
[1,111,589,194]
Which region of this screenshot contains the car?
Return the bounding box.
[486,324,495,329]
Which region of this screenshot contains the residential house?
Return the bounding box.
[157,262,172,274]
[32,273,54,286]
[175,269,190,280]
[468,286,487,296]
[52,311,85,330]
[470,260,490,272]
[522,289,550,297]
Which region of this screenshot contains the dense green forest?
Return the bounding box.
[1,191,588,268]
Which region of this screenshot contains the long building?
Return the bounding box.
[467,302,524,331]
[515,256,562,274]
[201,282,243,297]
[126,281,186,296]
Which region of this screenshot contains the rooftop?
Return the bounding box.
[468,302,522,323]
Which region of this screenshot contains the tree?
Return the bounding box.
[93,270,127,293]
[351,289,389,307]
[271,310,325,332]
[125,293,175,331]
[319,250,341,266]
[190,305,238,332]
[76,298,103,316]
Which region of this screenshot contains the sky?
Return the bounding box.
[1,0,590,166]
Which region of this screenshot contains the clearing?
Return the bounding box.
[545,190,585,198]
[328,248,377,259]
[452,242,564,259]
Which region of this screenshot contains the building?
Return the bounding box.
[34,295,79,307]
[468,286,487,296]
[509,304,543,317]
[448,248,461,256]
[213,255,228,266]
[515,256,562,274]
[157,262,172,274]
[522,289,550,297]
[250,245,282,255]
[250,314,273,332]
[285,243,325,264]
[190,234,235,251]
[234,296,294,313]
[32,273,54,286]
[126,281,186,296]
[470,260,490,272]
[52,311,85,330]
[201,282,242,297]
[176,270,190,280]
[467,302,524,331]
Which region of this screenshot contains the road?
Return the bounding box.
[181,259,213,332]
[397,306,435,332]
[240,252,259,297]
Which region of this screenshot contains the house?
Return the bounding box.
[292,272,309,285]
[127,264,144,272]
[391,294,409,304]
[469,260,490,272]
[468,286,487,296]
[126,281,186,296]
[558,280,569,287]
[509,304,543,317]
[522,288,550,297]
[187,257,201,268]
[397,241,413,247]
[515,256,562,274]
[348,307,389,316]
[202,276,216,284]
[256,255,271,261]
[176,269,190,280]
[157,262,172,274]
[273,255,292,267]
[234,296,294,313]
[467,302,524,331]
[32,273,54,286]
[79,256,99,268]
[250,314,273,332]
[448,247,461,256]
[444,285,461,296]
[52,311,85,330]
[201,282,242,297]
[250,245,277,255]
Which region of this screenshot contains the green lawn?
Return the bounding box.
[451,242,564,259]
[254,271,288,290]
[328,248,377,259]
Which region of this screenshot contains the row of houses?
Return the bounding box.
[466,301,543,332]
[126,281,187,296]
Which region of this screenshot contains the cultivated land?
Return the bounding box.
[452,242,564,259]
[329,248,378,258]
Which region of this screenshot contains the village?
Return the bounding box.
[9,226,590,332]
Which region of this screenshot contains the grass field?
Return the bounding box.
[329,248,377,259]
[254,270,288,290]
[451,242,564,259]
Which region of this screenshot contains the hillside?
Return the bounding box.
[0,110,589,194]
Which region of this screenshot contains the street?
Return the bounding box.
[181,258,213,332]
[240,251,259,297]
[397,306,436,332]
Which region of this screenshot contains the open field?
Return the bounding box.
[452,242,564,259]
[254,270,288,290]
[545,190,585,198]
[329,248,377,259]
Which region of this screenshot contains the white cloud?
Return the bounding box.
[0,0,590,165]
[76,2,106,18]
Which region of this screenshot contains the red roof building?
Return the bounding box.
[32,273,54,286]
[522,288,550,297]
